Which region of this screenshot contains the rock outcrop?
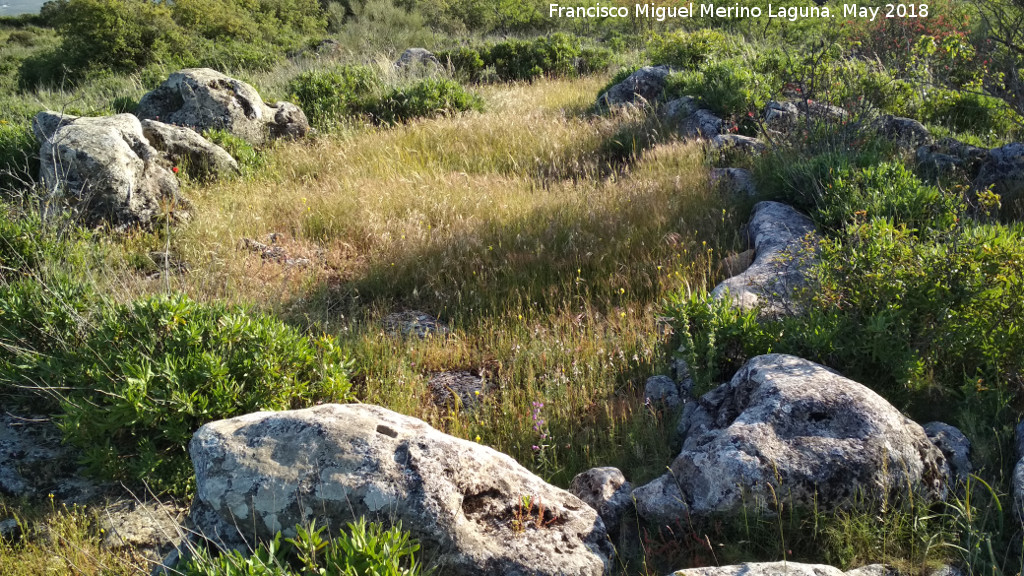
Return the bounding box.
[136,68,309,146]
[879,115,932,148]
[923,422,971,483]
[33,111,186,227]
[632,354,949,526]
[569,467,633,535]
[598,66,671,108]
[975,142,1024,215]
[709,168,757,197]
[916,138,987,178]
[711,201,816,316]
[189,404,613,576]
[140,120,239,179]
[395,48,440,68]
[644,375,686,409]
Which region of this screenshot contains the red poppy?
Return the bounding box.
[172,166,179,174]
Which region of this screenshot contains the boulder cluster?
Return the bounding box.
[33,68,309,227]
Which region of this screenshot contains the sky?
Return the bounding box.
[0,0,45,17]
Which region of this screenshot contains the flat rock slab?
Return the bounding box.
[189,404,612,576]
[633,354,948,526]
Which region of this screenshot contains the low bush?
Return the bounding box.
[369,78,483,125]
[0,120,37,191]
[289,65,382,129]
[485,33,609,82]
[55,293,355,494]
[922,88,1023,137]
[646,29,733,70]
[183,519,427,576]
[435,46,485,82]
[204,128,263,173]
[664,60,772,118]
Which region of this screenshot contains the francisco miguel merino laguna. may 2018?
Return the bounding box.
[548,2,929,21]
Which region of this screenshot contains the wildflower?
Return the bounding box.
[475,435,481,442]
[171,166,179,174]
[532,445,540,451]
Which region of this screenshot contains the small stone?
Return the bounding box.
[709,168,757,197]
[569,467,633,534]
[0,518,20,542]
[923,422,972,482]
[428,371,486,411]
[644,375,682,409]
[382,310,448,338]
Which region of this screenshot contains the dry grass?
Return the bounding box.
[98,76,747,490]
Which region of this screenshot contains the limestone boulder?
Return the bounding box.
[136,68,309,146]
[189,404,612,576]
[395,48,440,68]
[711,201,817,317]
[916,138,987,178]
[923,422,971,483]
[633,354,949,526]
[569,467,633,535]
[598,66,671,108]
[879,115,932,148]
[975,142,1024,215]
[141,120,239,179]
[33,111,186,227]
[710,167,757,197]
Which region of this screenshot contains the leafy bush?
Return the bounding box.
[183,519,427,576]
[646,29,733,70]
[435,46,485,81]
[289,65,382,128]
[204,128,263,173]
[811,162,962,233]
[664,60,772,117]
[369,78,483,125]
[484,33,609,82]
[55,293,354,493]
[922,88,1023,137]
[0,120,36,191]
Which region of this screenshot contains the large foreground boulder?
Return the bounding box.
[632,355,949,526]
[33,111,185,227]
[598,66,671,108]
[136,68,309,146]
[711,201,816,317]
[189,404,612,576]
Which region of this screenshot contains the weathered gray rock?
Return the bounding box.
[1015,420,1024,461]
[190,404,613,576]
[710,168,757,197]
[717,249,755,278]
[644,375,683,409]
[764,100,799,126]
[136,68,309,146]
[916,138,987,178]
[428,370,487,410]
[678,109,723,139]
[633,354,949,526]
[101,500,187,563]
[33,112,186,227]
[661,97,697,123]
[598,66,671,108]
[0,518,19,542]
[798,99,848,121]
[0,413,109,502]
[673,357,694,397]
[923,422,971,483]
[141,120,239,179]
[569,467,633,535]
[711,201,817,316]
[711,134,766,154]
[395,48,440,68]
[382,310,449,338]
[880,115,932,148]
[670,563,899,576]
[1015,459,1024,523]
[975,142,1024,214]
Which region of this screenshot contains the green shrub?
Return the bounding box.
[664,60,772,117]
[922,88,1023,137]
[646,29,733,70]
[183,519,427,576]
[812,162,963,233]
[484,33,607,82]
[289,65,382,129]
[369,78,483,125]
[436,46,485,82]
[204,128,264,172]
[0,120,36,192]
[55,293,354,494]
[856,71,922,118]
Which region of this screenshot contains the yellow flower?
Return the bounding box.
[474,435,481,442]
